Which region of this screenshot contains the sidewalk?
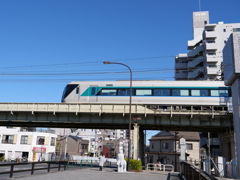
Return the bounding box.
[4,167,181,180]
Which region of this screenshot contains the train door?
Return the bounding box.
[88,86,98,102]
[75,86,80,101]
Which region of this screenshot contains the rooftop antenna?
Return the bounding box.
[199,0,201,11]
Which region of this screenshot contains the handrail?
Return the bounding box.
[180,161,218,180]
[146,163,174,172]
[0,161,67,178]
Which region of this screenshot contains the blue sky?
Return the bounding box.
[0,0,239,103]
[0,0,239,139]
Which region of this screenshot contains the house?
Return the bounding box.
[146,131,200,170]
[57,135,89,158]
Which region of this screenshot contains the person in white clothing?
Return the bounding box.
[99,153,105,171]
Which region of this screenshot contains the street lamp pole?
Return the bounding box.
[103,61,132,171]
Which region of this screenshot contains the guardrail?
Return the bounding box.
[180,161,217,180]
[0,161,67,178]
[146,163,174,172]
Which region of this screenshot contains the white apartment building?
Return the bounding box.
[175,11,240,80]
[0,127,57,162]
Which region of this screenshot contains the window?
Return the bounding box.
[153,89,170,96]
[162,143,169,149]
[208,53,216,55]
[186,143,193,150]
[91,87,97,95]
[172,89,189,96]
[191,90,209,96]
[233,28,240,32]
[21,136,28,144]
[37,136,45,145]
[101,89,117,96]
[218,90,229,96]
[118,89,132,96]
[2,135,14,144]
[50,137,55,146]
[152,143,154,149]
[211,90,225,96]
[82,144,88,149]
[136,89,152,96]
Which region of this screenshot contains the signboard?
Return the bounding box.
[32,147,46,153]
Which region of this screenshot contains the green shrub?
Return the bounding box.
[0,155,5,162]
[125,158,142,171]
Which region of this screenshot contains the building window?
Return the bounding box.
[152,143,154,149]
[21,136,28,144]
[50,137,55,146]
[186,143,193,150]
[37,136,45,145]
[162,143,169,149]
[82,144,88,149]
[2,135,14,144]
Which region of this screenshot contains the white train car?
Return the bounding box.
[61,80,232,111]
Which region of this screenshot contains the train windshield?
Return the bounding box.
[61,84,78,102]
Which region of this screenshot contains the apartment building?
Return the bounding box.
[0,127,57,162]
[175,11,240,80]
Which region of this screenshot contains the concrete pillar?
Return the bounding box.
[133,123,139,159]
[231,79,240,179]
[139,128,145,164]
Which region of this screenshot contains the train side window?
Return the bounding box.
[218,90,229,97]
[191,90,209,96]
[101,89,117,96]
[153,89,170,96]
[118,89,135,96]
[136,89,152,96]
[76,87,79,94]
[172,89,189,96]
[210,90,219,96]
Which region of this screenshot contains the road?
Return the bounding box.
[0,164,180,180]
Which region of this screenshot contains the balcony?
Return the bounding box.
[187,44,203,57]
[204,31,217,39]
[175,62,188,69]
[188,67,204,79]
[206,56,221,63]
[187,35,202,49]
[206,67,220,75]
[205,43,217,50]
[1,139,13,144]
[175,72,188,79]
[188,56,203,68]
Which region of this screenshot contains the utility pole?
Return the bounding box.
[208,132,211,173]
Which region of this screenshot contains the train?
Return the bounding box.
[61,80,232,111]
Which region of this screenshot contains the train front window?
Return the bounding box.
[61,84,78,101]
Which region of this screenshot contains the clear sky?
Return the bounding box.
[0,1,239,140]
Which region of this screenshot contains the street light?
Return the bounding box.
[103,61,132,171]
